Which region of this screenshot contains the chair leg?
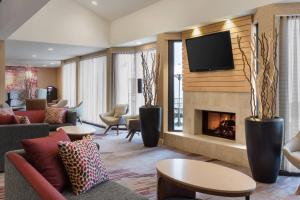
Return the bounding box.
[78,117,82,125]
[116,125,119,135]
[129,130,136,142]
[103,125,112,135]
[126,130,132,138]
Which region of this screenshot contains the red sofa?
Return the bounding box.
[14,110,77,131]
[5,150,148,200]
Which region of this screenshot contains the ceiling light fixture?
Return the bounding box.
[50,62,55,65]
[48,47,54,51]
[32,54,37,58]
[136,41,142,45]
[42,64,47,67]
[91,1,98,6]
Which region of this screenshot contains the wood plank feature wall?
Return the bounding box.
[182,15,252,93]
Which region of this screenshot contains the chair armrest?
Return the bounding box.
[284,134,300,153]
[101,110,114,117]
[66,111,77,125]
[0,123,49,172]
[6,151,66,200]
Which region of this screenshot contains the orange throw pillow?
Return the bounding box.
[44,107,67,124]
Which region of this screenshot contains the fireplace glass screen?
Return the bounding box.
[202,111,235,140]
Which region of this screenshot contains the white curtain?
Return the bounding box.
[113,53,135,114]
[113,49,156,115]
[279,16,300,172]
[62,62,77,107]
[79,56,107,124]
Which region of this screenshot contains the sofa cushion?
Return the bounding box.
[58,136,109,195]
[14,110,45,123]
[44,107,67,124]
[21,130,71,191]
[62,181,148,200]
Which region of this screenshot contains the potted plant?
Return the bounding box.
[139,52,162,147]
[237,31,283,183]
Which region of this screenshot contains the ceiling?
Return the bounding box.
[6,40,104,67]
[75,0,161,21]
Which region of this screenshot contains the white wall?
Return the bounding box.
[110,0,284,46]
[9,0,109,48]
[0,0,49,39]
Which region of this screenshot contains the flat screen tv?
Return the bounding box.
[186,31,234,72]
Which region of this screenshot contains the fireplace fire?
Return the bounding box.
[202,111,236,140]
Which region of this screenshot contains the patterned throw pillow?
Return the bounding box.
[58,136,109,195]
[44,107,67,124]
[15,115,31,124]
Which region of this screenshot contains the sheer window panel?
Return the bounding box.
[79,56,107,124]
[113,53,137,115]
[279,16,300,172]
[62,62,77,107]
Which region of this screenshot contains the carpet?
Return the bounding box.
[1,126,299,200]
[0,187,3,200]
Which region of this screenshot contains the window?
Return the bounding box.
[113,49,156,115]
[168,41,183,131]
[79,56,107,124]
[113,53,138,115]
[279,16,300,172]
[62,62,76,107]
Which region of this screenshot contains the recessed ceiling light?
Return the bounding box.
[32,54,37,58]
[91,1,98,6]
[42,64,47,67]
[136,41,142,45]
[48,47,54,51]
[50,62,55,65]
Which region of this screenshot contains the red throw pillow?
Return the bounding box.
[14,110,45,123]
[22,130,71,191]
[0,108,16,124]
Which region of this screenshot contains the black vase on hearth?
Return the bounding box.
[245,117,284,183]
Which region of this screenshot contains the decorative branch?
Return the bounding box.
[237,30,279,119]
[141,52,161,107]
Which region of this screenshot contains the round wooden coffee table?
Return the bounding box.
[57,126,96,141]
[156,159,256,200]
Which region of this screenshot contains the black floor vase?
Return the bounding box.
[245,117,284,183]
[139,106,162,147]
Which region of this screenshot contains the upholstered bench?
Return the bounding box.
[5,150,148,200]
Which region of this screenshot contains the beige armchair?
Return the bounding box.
[283,132,300,195]
[99,104,129,135]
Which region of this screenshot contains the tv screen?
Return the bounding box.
[186,31,234,72]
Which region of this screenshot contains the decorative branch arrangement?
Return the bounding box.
[141,52,161,107]
[237,31,279,119]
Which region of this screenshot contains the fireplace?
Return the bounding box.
[202,111,236,140]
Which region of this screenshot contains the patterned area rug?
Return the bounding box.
[93,129,300,200]
[0,187,4,200]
